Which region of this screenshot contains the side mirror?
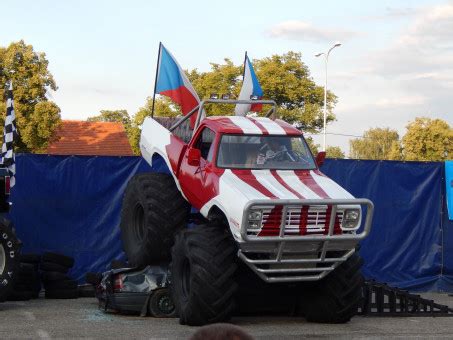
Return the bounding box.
[315,151,326,167]
[187,148,201,166]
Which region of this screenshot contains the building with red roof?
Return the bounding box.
[47,120,134,156]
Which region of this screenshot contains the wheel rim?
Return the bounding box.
[158,294,175,315]
[0,244,5,275]
[181,257,191,298]
[132,203,145,242]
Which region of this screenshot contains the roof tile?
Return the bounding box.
[47,120,134,156]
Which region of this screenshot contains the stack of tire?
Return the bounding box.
[7,254,42,301]
[0,219,21,302]
[41,252,78,299]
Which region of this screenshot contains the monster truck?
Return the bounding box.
[0,168,19,302]
[120,99,374,325]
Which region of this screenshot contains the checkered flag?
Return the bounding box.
[1,82,17,188]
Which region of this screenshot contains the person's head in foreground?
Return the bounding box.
[189,323,254,340]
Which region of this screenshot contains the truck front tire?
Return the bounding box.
[0,218,20,302]
[297,253,364,323]
[120,173,189,267]
[170,224,237,325]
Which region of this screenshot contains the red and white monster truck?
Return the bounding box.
[120,99,374,325]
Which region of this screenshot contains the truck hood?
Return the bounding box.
[219,169,354,201]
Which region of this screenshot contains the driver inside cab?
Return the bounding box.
[244,137,296,167]
[257,137,295,164]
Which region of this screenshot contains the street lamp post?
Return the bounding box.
[315,42,341,152]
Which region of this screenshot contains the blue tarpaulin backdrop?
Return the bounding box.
[446,161,453,220]
[8,154,453,292]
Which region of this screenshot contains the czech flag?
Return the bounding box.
[155,43,201,126]
[235,53,263,116]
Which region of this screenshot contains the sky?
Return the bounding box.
[1,0,452,154]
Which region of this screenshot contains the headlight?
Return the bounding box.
[342,209,361,230]
[248,211,262,221]
[247,210,263,232]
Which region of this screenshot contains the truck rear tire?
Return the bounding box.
[120,173,189,267]
[0,218,20,302]
[297,253,364,323]
[170,224,237,326]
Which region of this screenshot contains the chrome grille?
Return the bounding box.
[248,205,344,236]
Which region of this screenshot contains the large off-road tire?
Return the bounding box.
[0,218,20,302]
[170,224,237,326]
[297,253,364,323]
[120,173,189,267]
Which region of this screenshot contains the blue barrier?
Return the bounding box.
[8,154,453,292]
[322,159,450,292]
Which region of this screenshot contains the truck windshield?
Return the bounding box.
[216,135,317,170]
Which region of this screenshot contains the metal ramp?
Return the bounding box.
[360,280,453,317]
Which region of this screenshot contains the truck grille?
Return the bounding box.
[247,205,344,237]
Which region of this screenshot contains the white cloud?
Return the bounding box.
[368,3,453,77]
[268,20,359,42]
[375,95,427,108]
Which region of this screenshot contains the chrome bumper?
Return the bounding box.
[238,198,374,283]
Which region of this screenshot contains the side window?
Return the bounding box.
[194,128,215,161]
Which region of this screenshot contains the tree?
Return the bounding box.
[326,146,345,159]
[22,101,61,152]
[186,52,335,131]
[305,136,319,155]
[87,109,131,129]
[254,52,336,132]
[349,128,400,160]
[188,59,241,116]
[401,117,452,161]
[388,141,403,160]
[0,40,60,152]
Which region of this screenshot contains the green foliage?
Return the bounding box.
[401,117,452,161]
[326,146,345,159]
[156,52,335,132]
[349,128,400,160]
[188,59,242,116]
[22,101,61,152]
[87,110,131,129]
[253,52,336,132]
[305,136,319,155]
[0,40,60,152]
[388,140,403,161]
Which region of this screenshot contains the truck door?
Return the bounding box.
[179,127,216,209]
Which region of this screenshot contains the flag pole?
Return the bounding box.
[242,51,247,80]
[151,42,162,118]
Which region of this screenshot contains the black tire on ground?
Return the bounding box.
[78,284,96,298]
[41,271,69,282]
[40,261,69,273]
[148,288,176,318]
[7,290,33,301]
[45,289,78,299]
[42,252,74,268]
[297,253,364,323]
[85,272,102,286]
[0,218,20,302]
[45,279,78,290]
[20,254,41,264]
[120,173,190,267]
[170,224,237,326]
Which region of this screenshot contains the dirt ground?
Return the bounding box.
[1,293,453,339]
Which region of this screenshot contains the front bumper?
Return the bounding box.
[238,198,374,283]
